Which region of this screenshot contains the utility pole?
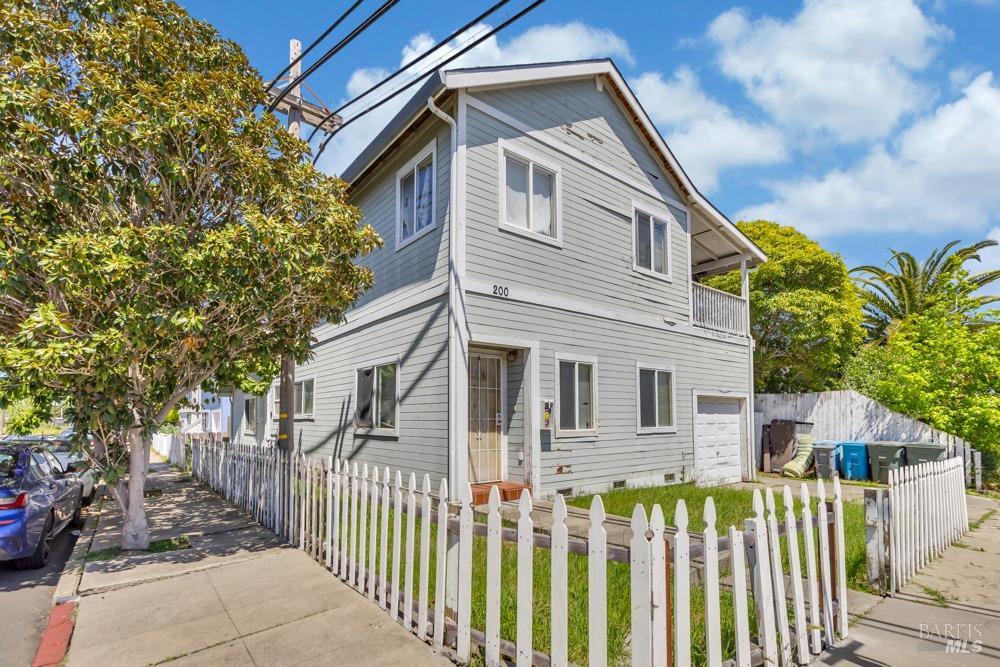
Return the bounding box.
[267,40,342,454]
[277,39,302,454]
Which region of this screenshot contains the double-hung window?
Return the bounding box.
[294,378,314,418]
[556,355,597,435]
[244,396,257,435]
[499,140,561,246]
[396,141,436,249]
[356,361,398,433]
[636,364,675,433]
[633,205,671,280]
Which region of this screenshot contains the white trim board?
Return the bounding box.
[311,282,448,348]
[463,277,750,348]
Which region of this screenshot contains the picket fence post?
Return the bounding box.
[630,504,652,667]
[432,478,449,654]
[730,527,752,667]
[747,490,777,665]
[703,498,722,667]
[551,494,569,667]
[418,474,431,639]
[649,505,667,667]
[367,468,379,602]
[516,490,534,667]
[783,485,809,663]
[588,495,607,667]
[485,486,502,667]
[764,488,791,664]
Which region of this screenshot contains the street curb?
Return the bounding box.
[53,489,104,604]
[32,601,77,667]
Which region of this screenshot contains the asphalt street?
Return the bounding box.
[0,526,77,667]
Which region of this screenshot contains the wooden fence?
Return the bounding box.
[864,457,969,595]
[151,433,188,468]
[189,440,850,666]
[756,390,983,490]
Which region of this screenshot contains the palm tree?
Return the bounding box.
[852,239,1000,341]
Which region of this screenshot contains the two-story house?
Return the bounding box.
[234,59,766,500]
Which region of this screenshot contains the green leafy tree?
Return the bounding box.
[852,239,1000,342]
[844,305,1000,483]
[705,221,864,393]
[1,0,379,548]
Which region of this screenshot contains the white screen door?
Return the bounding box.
[469,353,504,483]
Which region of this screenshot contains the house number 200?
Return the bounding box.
[492,284,510,297]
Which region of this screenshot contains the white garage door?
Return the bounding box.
[694,397,744,486]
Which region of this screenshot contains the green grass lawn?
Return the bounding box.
[322,479,866,666]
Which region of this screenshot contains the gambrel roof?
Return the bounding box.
[340,59,766,273]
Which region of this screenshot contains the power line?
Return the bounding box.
[312,0,548,166]
[266,0,401,114]
[306,0,512,145]
[264,0,367,96]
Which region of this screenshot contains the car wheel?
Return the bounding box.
[16,513,53,570]
[71,498,85,529]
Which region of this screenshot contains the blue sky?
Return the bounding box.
[179,0,1000,278]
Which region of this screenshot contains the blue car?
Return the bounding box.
[0,442,84,569]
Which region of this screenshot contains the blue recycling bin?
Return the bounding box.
[838,441,871,480]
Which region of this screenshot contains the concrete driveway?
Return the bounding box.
[0,526,78,667]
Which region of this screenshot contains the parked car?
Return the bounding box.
[50,444,97,506]
[0,442,84,569]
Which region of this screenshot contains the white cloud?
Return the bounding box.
[707,0,950,142]
[315,22,633,175]
[632,68,787,192]
[979,226,1000,296]
[736,72,1000,237]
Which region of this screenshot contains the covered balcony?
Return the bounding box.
[688,205,764,337]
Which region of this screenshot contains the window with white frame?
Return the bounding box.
[294,378,314,418]
[633,207,670,278]
[636,365,674,432]
[355,362,398,431]
[243,396,257,434]
[557,358,596,434]
[499,142,560,244]
[397,143,435,248]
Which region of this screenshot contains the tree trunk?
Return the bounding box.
[121,427,150,550]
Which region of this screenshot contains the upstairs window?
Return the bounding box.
[637,365,675,433]
[498,141,561,246]
[356,361,398,432]
[633,206,671,280]
[397,142,436,249]
[556,356,597,435]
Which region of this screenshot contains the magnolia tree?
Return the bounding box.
[0,0,379,549]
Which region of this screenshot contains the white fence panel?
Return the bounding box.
[187,441,852,667]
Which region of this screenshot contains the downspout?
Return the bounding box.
[427,96,460,499]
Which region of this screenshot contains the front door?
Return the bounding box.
[469,353,505,484]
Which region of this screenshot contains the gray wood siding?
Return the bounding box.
[346,115,452,312]
[464,104,691,325]
[473,80,683,204]
[294,295,450,485]
[466,292,751,494]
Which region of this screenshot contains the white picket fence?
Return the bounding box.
[190,440,850,666]
[864,457,969,594]
[151,433,187,468]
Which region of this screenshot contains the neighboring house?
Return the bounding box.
[179,389,231,436]
[234,59,765,498]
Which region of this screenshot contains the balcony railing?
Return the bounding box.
[691,282,748,336]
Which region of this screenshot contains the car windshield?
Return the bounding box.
[0,451,20,479]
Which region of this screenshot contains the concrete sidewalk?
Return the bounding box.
[820,492,1000,665]
[67,464,449,666]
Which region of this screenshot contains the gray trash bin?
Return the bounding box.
[813,440,840,479]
